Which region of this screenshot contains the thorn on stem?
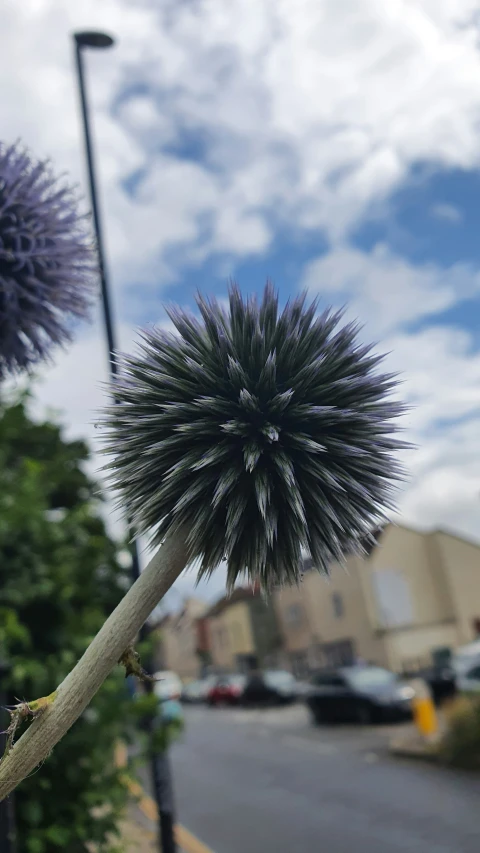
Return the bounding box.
[118,645,157,684]
[0,692,57,763]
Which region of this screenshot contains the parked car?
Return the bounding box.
[241,670,300,707]
[451,641,480,694]
[419,664,457,705]
[181,676,218,704]
[305,665,414,725]
[181,680,204,703]
[153,671,182,702]
[207,674,247,706]
[456,664,480,694]
[410,642,480,704]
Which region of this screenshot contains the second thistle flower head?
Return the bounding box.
[102,283,409,589]
[0,141,96,378]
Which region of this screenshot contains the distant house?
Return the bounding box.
[273,523,480,678]
[206,585,283,674]
[152,597,209,680]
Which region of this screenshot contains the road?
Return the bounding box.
[141,704,480,853]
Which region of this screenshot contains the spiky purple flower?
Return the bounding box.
[101,283,409,590]
[0,141,96,377]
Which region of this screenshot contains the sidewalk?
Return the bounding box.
[116,751,162,851]
[388,716,444,763]
[115,743,213,852]
[87,802,157,852]
[118,806,158,852]
[120,797,214,852]
[389,725,439,762]
[115,742,159,849]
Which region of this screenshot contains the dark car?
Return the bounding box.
[241,670,300,707]
[305,665,414,725]
[419,665,457,706]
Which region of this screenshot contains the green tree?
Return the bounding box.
[0,395,132,853]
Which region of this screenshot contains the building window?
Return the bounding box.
[286,604,304,627]
[323,639,354,667]
[332,592,344,619]
[216,627,229,649]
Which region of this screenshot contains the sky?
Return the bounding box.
[1,0,480,607]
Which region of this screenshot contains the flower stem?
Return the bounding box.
[0,528,188,800]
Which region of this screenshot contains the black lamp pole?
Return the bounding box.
[72,31,177,853]
[0,656,16,853]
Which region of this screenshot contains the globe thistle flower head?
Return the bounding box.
[102,283,409,590]
[0,141,96,378]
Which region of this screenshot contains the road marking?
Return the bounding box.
[176,823,215,853]
[115,743,215,852]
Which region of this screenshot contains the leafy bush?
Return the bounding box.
[0,395,133,852]
[437,694,480,770]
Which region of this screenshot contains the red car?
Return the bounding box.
[207,675,246,706]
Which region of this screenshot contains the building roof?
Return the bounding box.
[150,596,208,632]
[300,524,385,575]
[431,525,480,551]
[206,585,261,618]
[154,522,479,629]
[298,520,480,575]
[150,612,172,631]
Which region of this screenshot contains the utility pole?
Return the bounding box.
[73,31,177,852]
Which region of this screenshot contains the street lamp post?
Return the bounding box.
[0,656,16,853]
[73,31,118,380]
[72,31,177,853]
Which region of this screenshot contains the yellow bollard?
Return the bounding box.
[410,678,438,739]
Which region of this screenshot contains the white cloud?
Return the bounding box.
[303,243,480,336]
[3,0,480,598]
[4,1,480,279]
[303,247,480,544]
[118,0,480,240]
[386,326,480,430]
[431,203,463,223]
[28,311,134,444]
[394,417,480,539]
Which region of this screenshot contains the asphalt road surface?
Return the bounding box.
[143,705,480,853]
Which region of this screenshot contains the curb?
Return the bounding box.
[118,814,158,852]
[389,737,439,763]
[115,742,214,853]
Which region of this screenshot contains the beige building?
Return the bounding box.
[274,524,480,678]
[207,586,282,673]
[207,591,254,672]
[153,597,208,680]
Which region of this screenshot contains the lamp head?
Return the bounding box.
[74,31,115,49]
